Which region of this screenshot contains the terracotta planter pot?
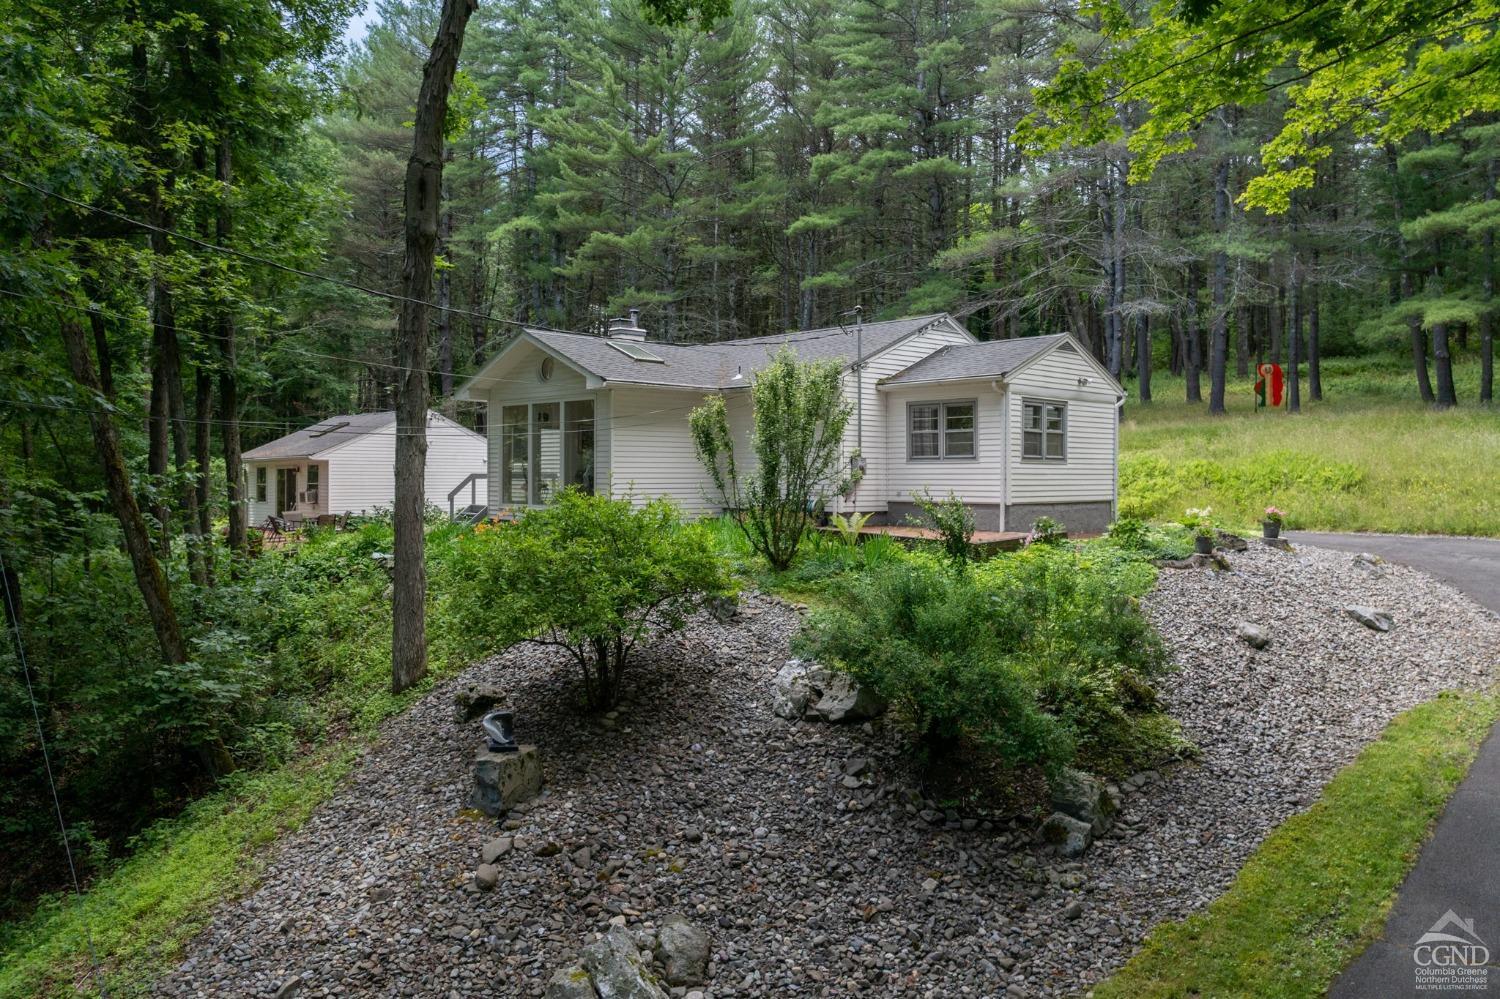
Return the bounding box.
[1262,521,1282,539]
[1194,535,1215,555]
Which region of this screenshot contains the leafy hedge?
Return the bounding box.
[798,541,1184,781]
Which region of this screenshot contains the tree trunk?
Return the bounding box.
[1208,158,1229,414]
[1307,281,1323,401]
[1185,266,1202,402]
[392,0,478,695]
[1483,156,1495,404]
[1135,314,1151,402]
[195,365,213,583]
[60,315,187,667]
[1235,305,1250,378]
[1430,262,1457,408]
[1385,144,1434,403]
[216,131,246,561]
[438,197,454,399]
[1288,255,1301,413]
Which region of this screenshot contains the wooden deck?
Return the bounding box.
[819,523,1030,554]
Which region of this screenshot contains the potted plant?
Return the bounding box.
[1183,507,1216,554]
[1262,506,1285,539]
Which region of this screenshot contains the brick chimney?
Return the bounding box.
[606,307,646,341]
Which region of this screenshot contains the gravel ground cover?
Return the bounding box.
[156,544,1499,999]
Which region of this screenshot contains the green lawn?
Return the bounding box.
[1120,356,1500,536]
[1096,690,1499,999]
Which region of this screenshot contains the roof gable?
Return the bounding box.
[458,314,967,397]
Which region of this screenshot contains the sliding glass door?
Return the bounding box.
[564,400,595,494]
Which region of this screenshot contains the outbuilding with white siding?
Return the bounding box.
[456,312,1124,535]
[242,410,488,526]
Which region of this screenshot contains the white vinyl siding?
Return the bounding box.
[1005,344,1118,507]
[839,318,974,513]
[884,385,1005,506]
[246,459,330,524]
[320,414,488,517]
[606,385,720,515]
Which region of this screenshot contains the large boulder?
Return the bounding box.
[809,672,886,723]
[771,659,830,719]
[580,926,668,999]
[1040,812,1093,858]
[1343,605,1394,632]
[653,915,710,987]
[773,658,884,723]
[1048,768,1115,835]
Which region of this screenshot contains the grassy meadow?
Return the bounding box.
[1118,356,1500,536]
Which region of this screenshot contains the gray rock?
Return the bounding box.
[570,846,592,867]
[470,744,544,817]
[1155,553,1231,571]
[473,864,499,891]
[843,756,871,777]
[1262,536,1295,551]
[453,683,509,723]
[770,659,830,719]
[544,966,597,999]
[274,978,304,999]
[481,836,513,864]
[1061,900,1084,921]
[581,926,668,999]
[1048,768,1115,835]
[1344,605,1394,632]
[808,672,886,723]
[1352,552,1387,570]
[1236,621,1271,649]
[1214,530,1249,552]
[1039,812,1093,857]
[653,914,710,987]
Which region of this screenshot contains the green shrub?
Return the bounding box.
[800,546,1181,786]
[1028,515,1066,545]
[690,347,858,570]
[909,489,976,565]
[446,490,733,710]
[799,561,1071,771]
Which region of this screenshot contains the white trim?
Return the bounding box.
[1005,334,1126,401]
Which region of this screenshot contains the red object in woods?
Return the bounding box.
[1256,363,1284,407]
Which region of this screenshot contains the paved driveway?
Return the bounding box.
[1290,534,1500,998]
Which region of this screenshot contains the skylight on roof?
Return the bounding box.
[607,340,665,363]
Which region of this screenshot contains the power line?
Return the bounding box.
[0,170,576,336]
[0,551,110,998]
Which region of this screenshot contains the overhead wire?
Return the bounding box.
[0,550,110,998]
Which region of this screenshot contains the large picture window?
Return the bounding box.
[1022,400,1067,461]
[501,400,597,506]
[908,400,977,460]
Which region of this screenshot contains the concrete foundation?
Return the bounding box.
[880,501,1004,533]
[1005,501,1114,535]
[470,744,543,816]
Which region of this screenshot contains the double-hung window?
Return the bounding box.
[255,466,267,502]
[908,401,977,460]
[1022,400,1066,461]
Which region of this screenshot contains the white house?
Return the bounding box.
[455,312,1125,534]
[242,410,488,525]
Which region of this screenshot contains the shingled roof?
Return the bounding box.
[462,314,958,395]
[880,335,1068,386]
[242,411,397,460]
